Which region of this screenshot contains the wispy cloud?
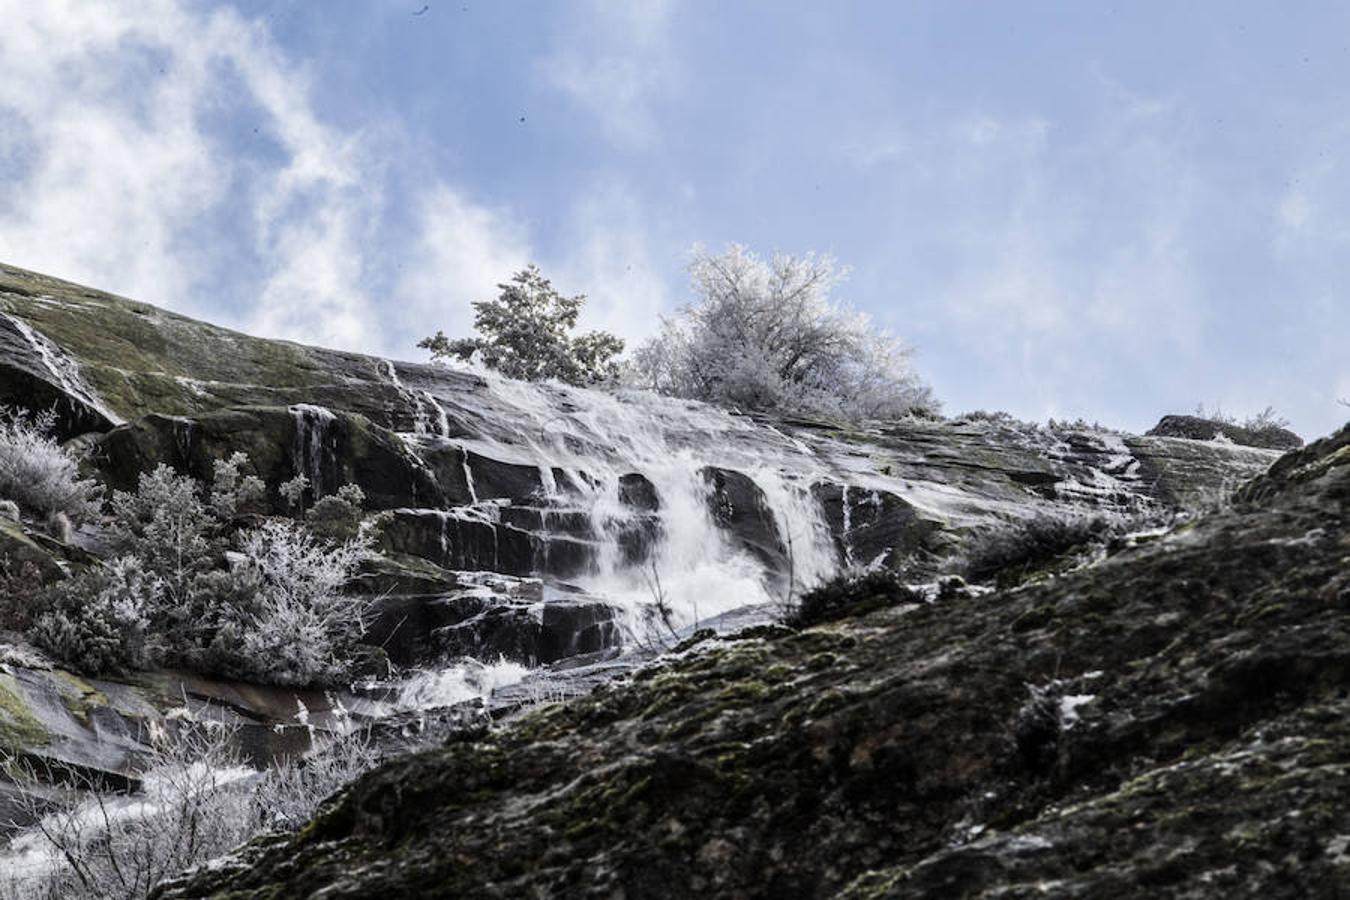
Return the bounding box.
[550,183,671,345]
[538,1,679,148]
[395,187,531,349]
[0,1,532,356]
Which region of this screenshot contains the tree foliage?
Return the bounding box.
[419,265,624,386]
[0,407,102,526]
[30,456,370,686]
[630,245,936,421]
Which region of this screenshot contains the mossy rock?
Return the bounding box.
[0,673,49,751]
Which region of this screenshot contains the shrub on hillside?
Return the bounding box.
[208,520,370,686]
[1147,405,1302,451]
[962,511,1146,587]
[0,408,102,527]
[787,569,920,628]
[31,455,371,686]
[108,463,216,602]
[629,245,937,422]
[209,451,267,520]
[31,556,160,675]
[305,483,365,543]
[0,557,46,631]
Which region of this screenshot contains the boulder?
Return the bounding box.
[1147,413,1303,451]
[699,467,787,573]
[0,517,66,584]
[376,509,601,579]
[811,483,939,571]
[363,574,622,668]
[618,473,661,512]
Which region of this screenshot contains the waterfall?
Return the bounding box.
[2,313,124,425]
[381,358,454,438]
[415,364,844,634]
[290,404,338,496]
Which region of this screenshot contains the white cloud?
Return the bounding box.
[0,1,531,356]
[394,187,532,352]
[539,1,678,147]
[546,184,670,346]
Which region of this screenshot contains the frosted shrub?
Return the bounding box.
[213,520,370,686]
[630,245,937,422]
[260,730,379,829]
[0,408,102,526]
[961,510,1163,588]
[35,455,372,686]
[31,556,160,675]
[0,724,380,900]
[278,473,309,515]
[208,452,266,520]
[305,483,365,543]
[785,569,919,628]
[108,464,214,604]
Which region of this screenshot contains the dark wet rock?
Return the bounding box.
[353,553,462,596]
[618,472,661,512]
[461,447,547,501]
[361,572,621,668]
[614,513,663,567]
[812,483,941,572]
[93,406,445,512]
[1147,413,1304,452]
[0,307,120,439]
[700,466,788,572]
[376,508,602,580]
[497,504,596,539]
[166,426,1350,899]
[0,517,67,583]
[0,639,402,809]
[433,586,622,666]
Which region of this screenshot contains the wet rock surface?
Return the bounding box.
[160,428,1349,898]
[362,571,622,668]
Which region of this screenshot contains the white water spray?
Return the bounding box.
[401,363,844,634]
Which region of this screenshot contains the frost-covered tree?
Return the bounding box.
[630,245,936,421]
[0,407,102,526]
[210,520,370,686]
[31,555,160,676]
[419,265,624,386]
[32,454,372,686]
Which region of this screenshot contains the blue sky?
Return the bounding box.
[1,1,1347,438]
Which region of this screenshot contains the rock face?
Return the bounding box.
[0,262,1279,592]
[160,423,1350,899]
[1147,413,1304,452]
[0,260,1308,869]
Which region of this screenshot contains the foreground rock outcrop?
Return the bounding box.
[158,425,1349,898]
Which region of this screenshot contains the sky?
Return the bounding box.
[0,1,1347,439]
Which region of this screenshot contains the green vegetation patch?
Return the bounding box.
[0,673,49,750]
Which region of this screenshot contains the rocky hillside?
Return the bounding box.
[0,261,1322,896]
[161,422,1350,899]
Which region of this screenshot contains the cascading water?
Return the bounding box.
[397,362,844,638]
[290,403,337,496]
[2,312,125,425]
